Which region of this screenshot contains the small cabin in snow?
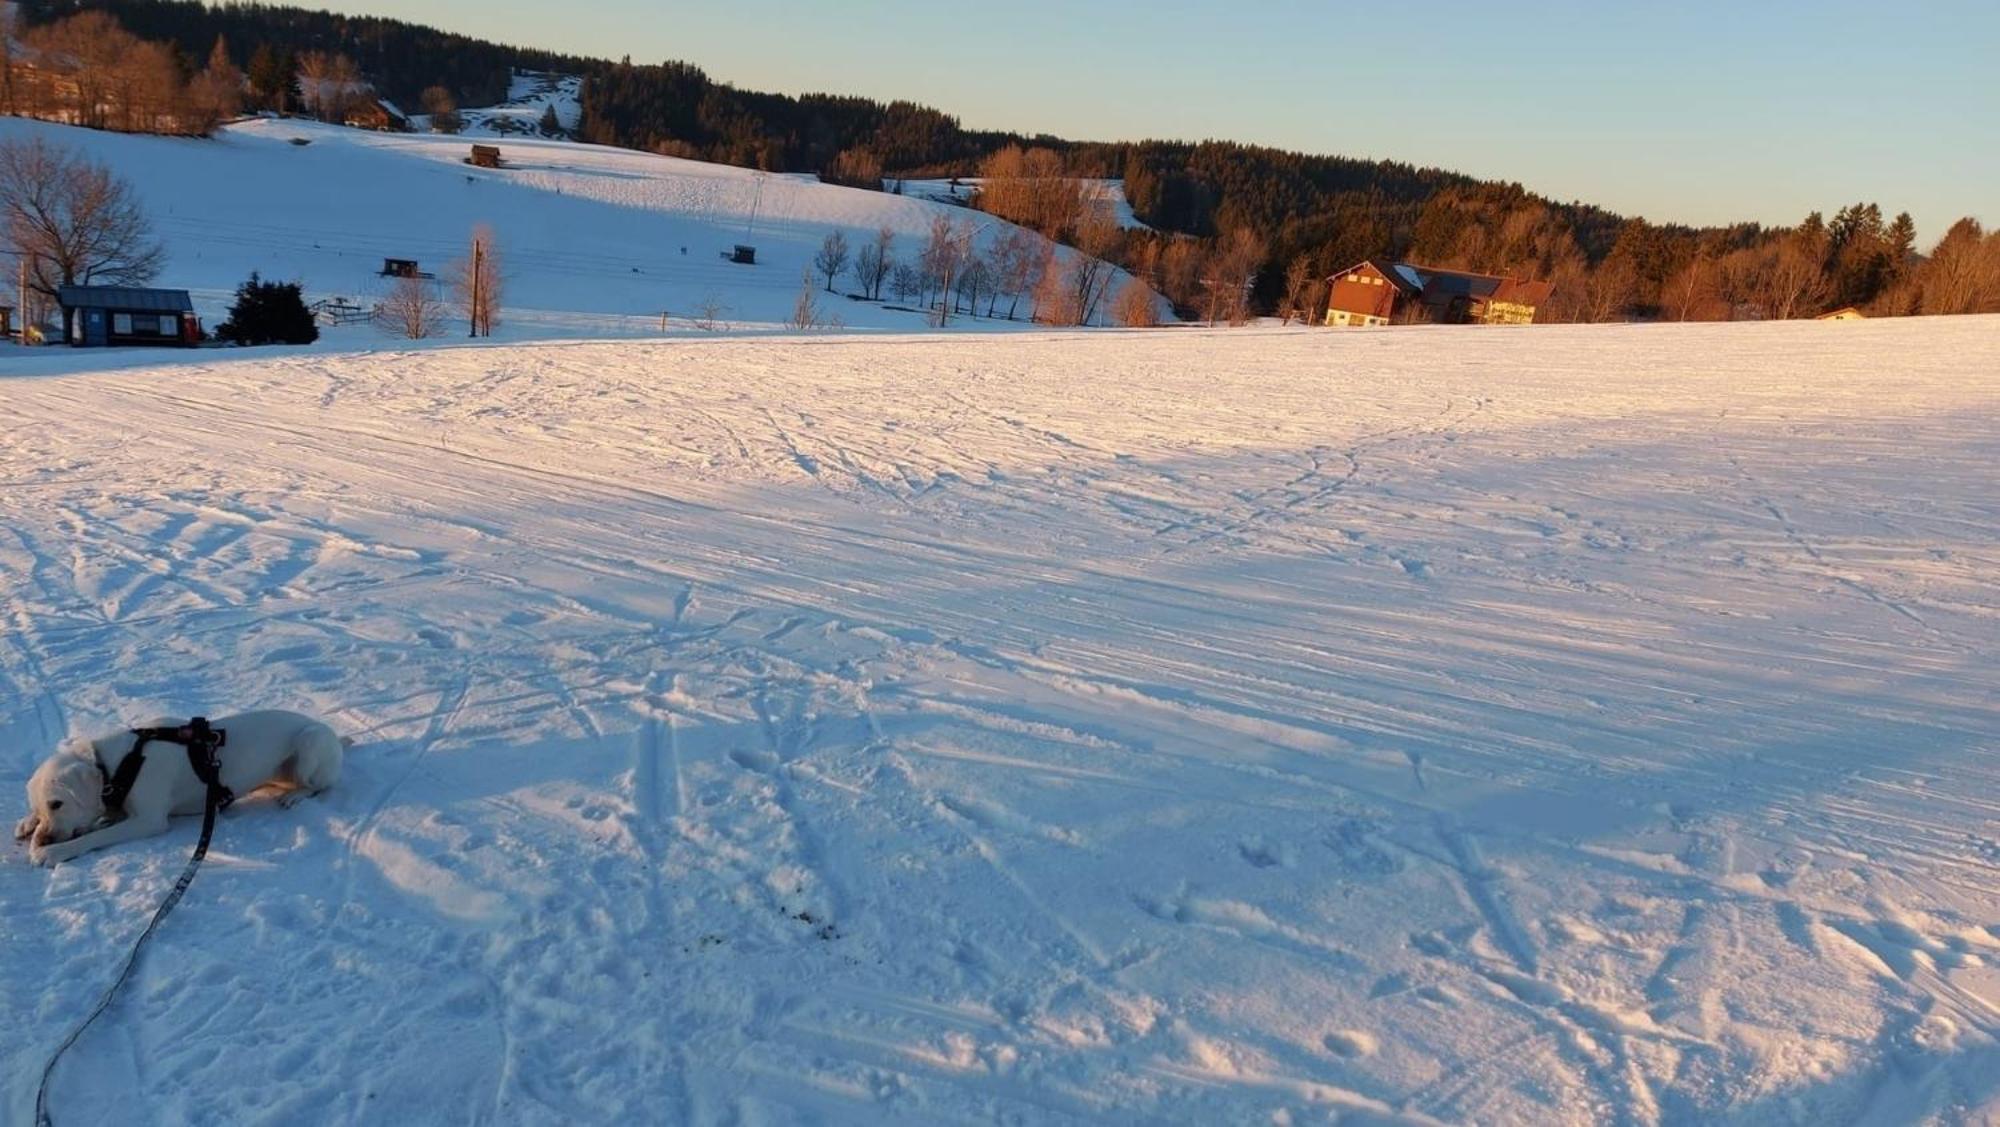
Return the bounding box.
[380,258,434,279]
[1816,306,1866,321]
[58,286,199,347]
[469,144,502,169]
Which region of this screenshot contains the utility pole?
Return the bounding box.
[17,256,26,346]
[468,233,482,338]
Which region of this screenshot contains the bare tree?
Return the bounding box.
[1032,253,1077,325]
[375,275,447,339]
[1199,229,1264,326]
[1918,219,1999,315]
[1157,237,1205,316]
[1662,247,1715,321]
[297,51,365,123]
[187,36,244,132]
[955,253,993,316]
[693,293,730,331]
[0,137,164,341]
[295,51,333,120]
[1062,206,1123,326]
[1582,255,1638,323]
[989,227,1041,320]
[889,260,922,305]
[849,226,893,300]
[1280,254,1315,325]
[451,224,502,337]
[919,215,973,326]
[813,230,850,293]
[788,267,823,329]
[1763,234,1829,320]
[1112,275,1162,327]
[421,85,461,134]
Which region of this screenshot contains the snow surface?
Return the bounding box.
[4,317,2000,1124]
[0,115,1134,338]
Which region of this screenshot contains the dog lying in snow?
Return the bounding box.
[16,710,345,866]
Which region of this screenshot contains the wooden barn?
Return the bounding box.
[1324,260,1553,327]
[58,286,200,347]
[344,98,409,132]
[469,144,503,169]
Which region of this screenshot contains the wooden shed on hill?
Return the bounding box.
[1324,260,1553,327]
[1816,306,1866,321]
[58,286,200,347]
[469,144,503,168]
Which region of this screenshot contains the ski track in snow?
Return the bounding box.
[4,318,2000,1124]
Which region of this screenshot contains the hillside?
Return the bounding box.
[6,319,2000,1123]
[0,115,1140,336]
[411,71,583,139]
[11,2,1979,322]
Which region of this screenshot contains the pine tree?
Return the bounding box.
[216,272,319,345]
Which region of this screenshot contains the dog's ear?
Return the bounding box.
[57,737,96,763]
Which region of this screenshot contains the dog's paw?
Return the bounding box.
[29,842,57,867]
[13,815,35,841]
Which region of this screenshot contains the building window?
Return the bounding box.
[159,315,177,335]
[1346,274,1359,283]
[112,313,132,335]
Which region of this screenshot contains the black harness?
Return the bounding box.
[99,717,233,814]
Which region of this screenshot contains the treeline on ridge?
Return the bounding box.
[7,0,1997,322]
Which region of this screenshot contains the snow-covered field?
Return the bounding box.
[0,115,1125,338]
[4,318,1998,1124]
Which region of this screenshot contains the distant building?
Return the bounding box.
[58,286,200,347]
[469,144,503,169]
[1324,260,1554,327]
[380,258,434,279]
[345,98,409,132]
[1816,306,1866,321]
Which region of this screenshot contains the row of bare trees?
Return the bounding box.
[0,8,389,135]
[0,10,246,135]
[817,213,1136,328]
[293,50,371,125]
[973,144,1263,326]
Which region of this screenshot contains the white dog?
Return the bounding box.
[16,710,345,866]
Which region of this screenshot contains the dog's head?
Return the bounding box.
[15,738,108,848]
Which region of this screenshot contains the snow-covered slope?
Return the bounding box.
[410,70,582,138]
[4,318,1998,1124]
[0,115,1131,336]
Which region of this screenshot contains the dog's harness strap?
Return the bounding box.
[38,717,232,1127]
[98,743,148,812]
[100,719,233,813]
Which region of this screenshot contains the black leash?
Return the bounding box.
[34,722,230,1127]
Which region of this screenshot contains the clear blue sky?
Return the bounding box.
[338,0,1995,242]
